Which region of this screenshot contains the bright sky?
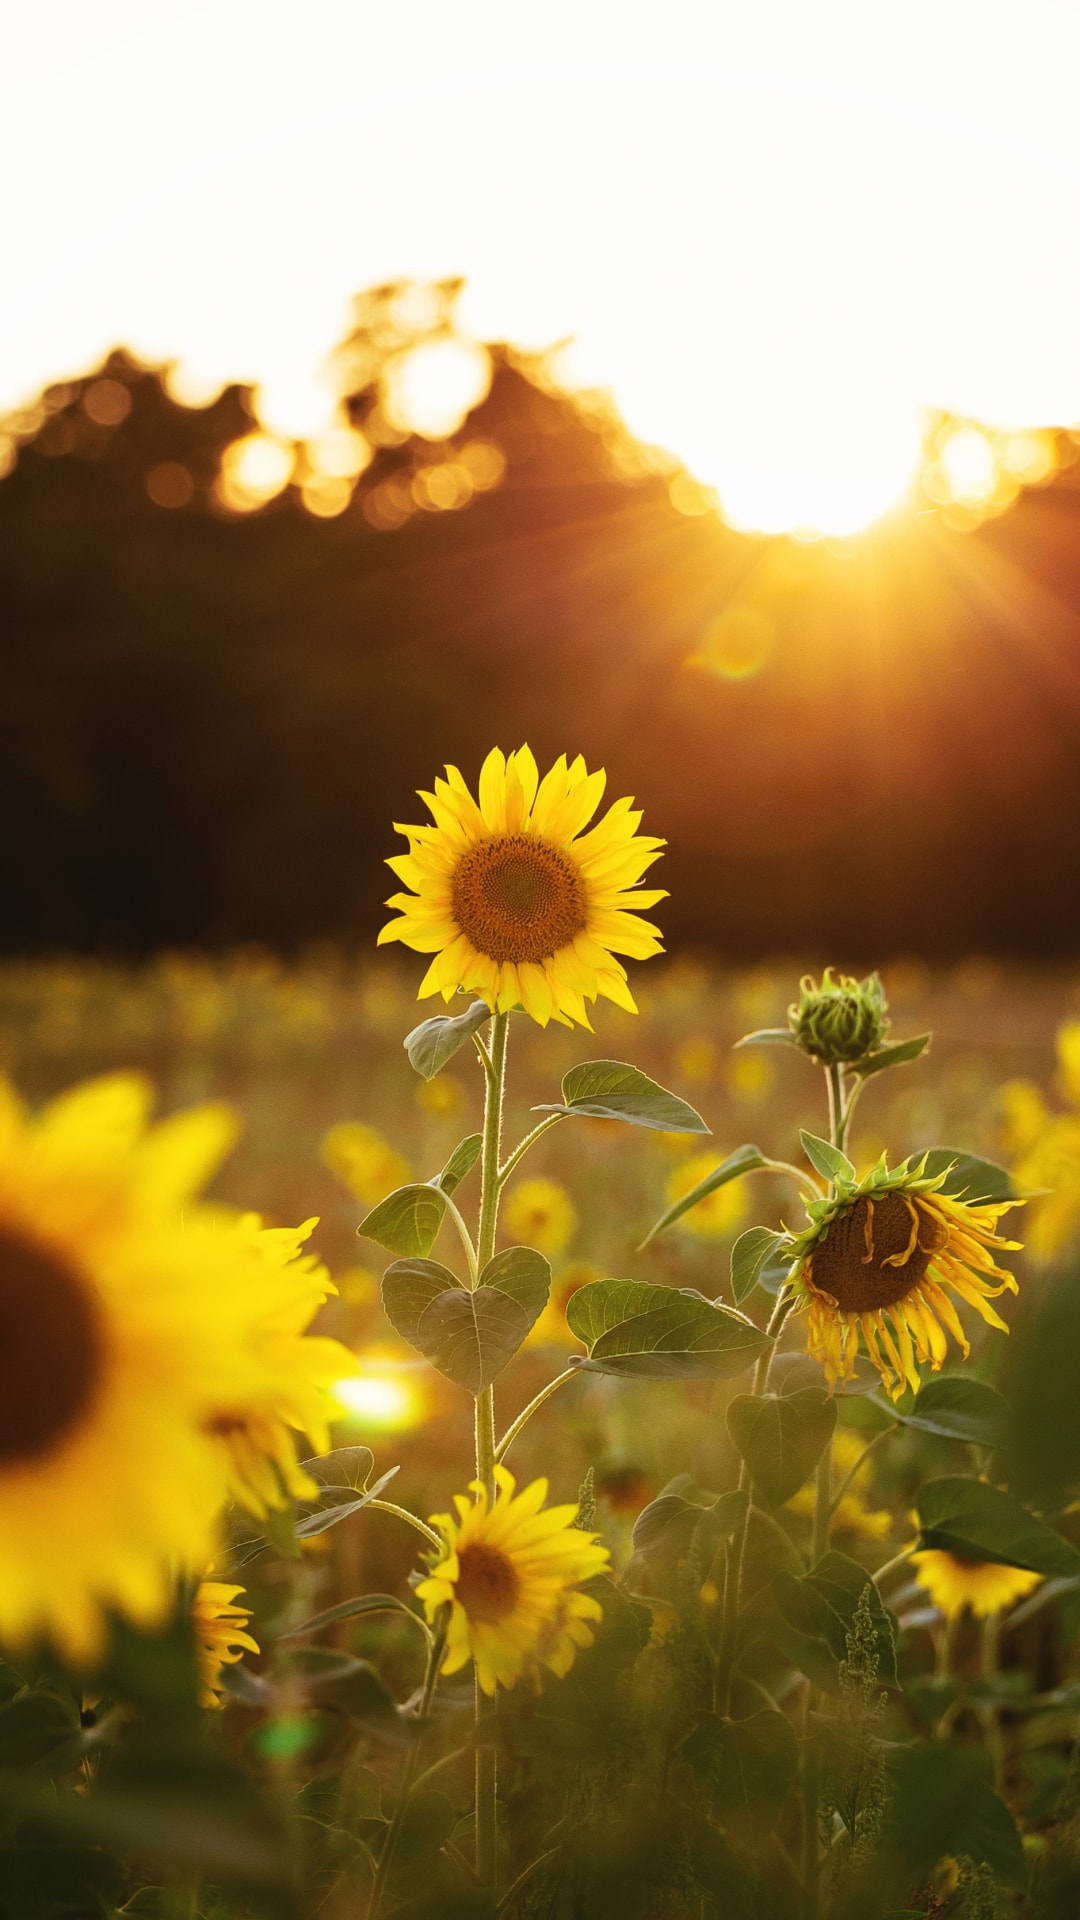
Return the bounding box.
[3,0,1080,535]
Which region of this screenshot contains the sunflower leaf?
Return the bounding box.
[637,1144,770,1248]
[414,1288,532,1396]
[358,1184,448,1257]
[799,1131,856,1186]
[885,1743,1028,1892]
[382,1259,464,1347]
[279,1594,430,1641]
[301,1446,377,1491]
[477,1245,551,1317]
[918,1149,1019,1204]
[566,1278,772,1379]
[850,1033,931,1079]
[730,1227,787,1305]
[403,1000,491,1079]
[685,1709,799,1845]
[632,1481,748,1558]
[898,1376,1010,1448]
[295,1465,402,1540]
[727,1389,838,1508]
[434,1134,483,1197]
[772,1551,898,1689]
[915,1476,1080,1576]
[534,1060,709,1133]
[733,1028,800,1049]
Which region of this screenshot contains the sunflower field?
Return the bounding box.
[5,750,1080,1920]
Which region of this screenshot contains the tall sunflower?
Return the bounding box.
[0,1073,269,1662]
[192,1579,259,1707]
[787,1157,1021,1402]
[415,1466,610,1694]
[378,746,666,1028]
[911,1550,1040,1620]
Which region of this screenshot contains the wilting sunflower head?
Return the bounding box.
[191,1579,259,1707]
[788,1157,1021,1402]
[378,745,667,1028]
[911,1549,1040,1621]
[415,1465,610,1695]
[788,968,889,1066]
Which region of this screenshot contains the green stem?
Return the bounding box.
[871,1543,915,1590]
[474,1009,509,1886]
[498,1112,564,1185]
[827,1425,893,1519]
[826,1063,850,1156]
[495,1369,579,1464]
[715,1291,795,1714]
[364,1500,443,1551]
[495,1846,561,1918]
[368,1616,447,1920]
[441,1190,479,1281]
[933,1608,965,1738]
[977,1611,1006,1791]
[762,1157,826,1203]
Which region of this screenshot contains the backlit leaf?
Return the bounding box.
[638,1144,770,1247]
[567,1277,771,1379]
[359,1185,448,1257]
[915,1477,1080,1577]
[726,1389,837,1508]
[404,1000,491,1078]
[534,1059,708,1133]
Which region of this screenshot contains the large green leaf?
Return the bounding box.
[919,1149,1019,1204]
[477,1245,551,1321]
[915,1477,1080,1576]
[885,1743,1027,1891]
[358,1184,447,1257]
[772,1551,898,1690]
[726,1389,837,1508]
[638,1144,770,1247]
[0,1691,82,1769]
[850,1033,931,1079]
[799,1130,855,1186]
[534,1059,708,1133]
[730,1227,787,1306]
[690,1709,799,1845]
[404,1000,491,1078]
[632,1481,748,1558]
[566,1278,772,1379]
[899,1376,1010,1448]
[383,1259,464,1347]
[434,1134,483,1196]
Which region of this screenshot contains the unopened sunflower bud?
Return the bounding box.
[788,968,888,1066]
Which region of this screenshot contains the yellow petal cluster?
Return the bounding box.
[415,1466,610,1694]
[192,1579,259,1707]
[911,1550,1041,1620]
[378,745,666,1028]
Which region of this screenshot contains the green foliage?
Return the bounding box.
[404,1002,492,1078]
[726,1388,837,1508]
[434,1133,483,1195]
[896,1375,1010,1447]
[884,1743,1027,1893]
[638,1144,770,1246]
[772,1551,899,1690]
[849,1033,931,1079]
[534,1059,709,1132]
[919,1148,1020,1203]
[788,968,890,1066]
[566,1278,772,1379]
[799,1128,857,1185]
[382,1248,549,1393]
[915,1476,1080,1576]
[358,1184,448,1257]
[730,1226,787,1304]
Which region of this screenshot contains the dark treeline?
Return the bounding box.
[4,284,1080,961]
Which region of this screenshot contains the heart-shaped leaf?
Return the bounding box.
[730,1227,787,1305]
[898,1376,1009,1448]
[638,1144,770,1248]
[434,1134,482,1197]
[478,1245,551,1321]
[382,1259,463,1348]
[358,1184,448,1257]
[851,1033,931,1079]
[632,1481,748,1558]
[415,1287,532,1395]
[404,1000,491,1078]
[886,1743,1027,1892]
[727,1389,837,1508]
[534,1059,708,1133]
[915,1477,1080,1576]
[566,1278,771,1379]
[799,1130,856,1186]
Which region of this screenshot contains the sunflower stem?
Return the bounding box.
[364,1499,443,1551]
[473,1009,509,1887]
[827,1423,893,1519]
[871,1543,915,1590]
[498,1112,565,1185]
[441,1190,479,1282]
[977,1610,1007,1791]
[495,1369,580,1463]
[715,1292,795,1715]
[368,1613,448,1920]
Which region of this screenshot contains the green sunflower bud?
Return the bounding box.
[788,968,889,1066]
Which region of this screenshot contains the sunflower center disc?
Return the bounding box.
[455,1541,521,1623]
[0,1228,102,1463]
[808,1191,947,1315]
[451,834,588,964]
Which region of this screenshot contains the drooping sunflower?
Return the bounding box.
[377,746,666,1028]
[0,1073,271,1662]
[201,1215,358,1517]
[911,1550,1040,1620]
[415,1466,610,1694]
[192,1579,260,1707]
[787,1157,1021,1402]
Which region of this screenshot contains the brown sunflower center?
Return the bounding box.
[450,834,588,964]
[0,1228,103,1463]
[455,1541,521,1623]
[806,1191,948,1315]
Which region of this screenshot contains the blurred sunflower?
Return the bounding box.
[786,1429,892,1542]
[321,1122,411,1209]
[789,1158,1021,1401]
[664,1153,748,1240]
[415,1466,610,1694]
[192,1579,259,1707]
[202,1216,357,1516]
[378,745,666,1028]
[0,1073,253,1661]
[503,1176,578,1258]
[911,1550,1041,1620]
[1000,1019,1080,1263]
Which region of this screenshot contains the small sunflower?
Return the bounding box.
[503,1176,578,1258]
[377,745,666,1028]
[911,1550,1041,1620]
[191,1579,259,1707]
[415,1465,610,1694]
[787,1157,1021,1402]
[202,1215,358,1517]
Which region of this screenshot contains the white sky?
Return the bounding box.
[3,0,1079,532]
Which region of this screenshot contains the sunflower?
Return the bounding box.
[787,1157,1021,1402]
[202,1215,358,1516]
[911,1550,1041,1620]
[0,1072,275,1662]
[415,1466,610,1694]
[192,1579,260,1707]
[503,1176,578,1258]
[377,745,666,1028]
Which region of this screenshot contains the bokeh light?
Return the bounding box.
[334,1353,429,1434]
[382,339,492,442]
[215,432,295,513]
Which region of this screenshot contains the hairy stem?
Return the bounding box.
[498,1112,564,1185]
[495,1369,580,1464]
[368,1616,447,1920]
[474,1009,509,1885]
